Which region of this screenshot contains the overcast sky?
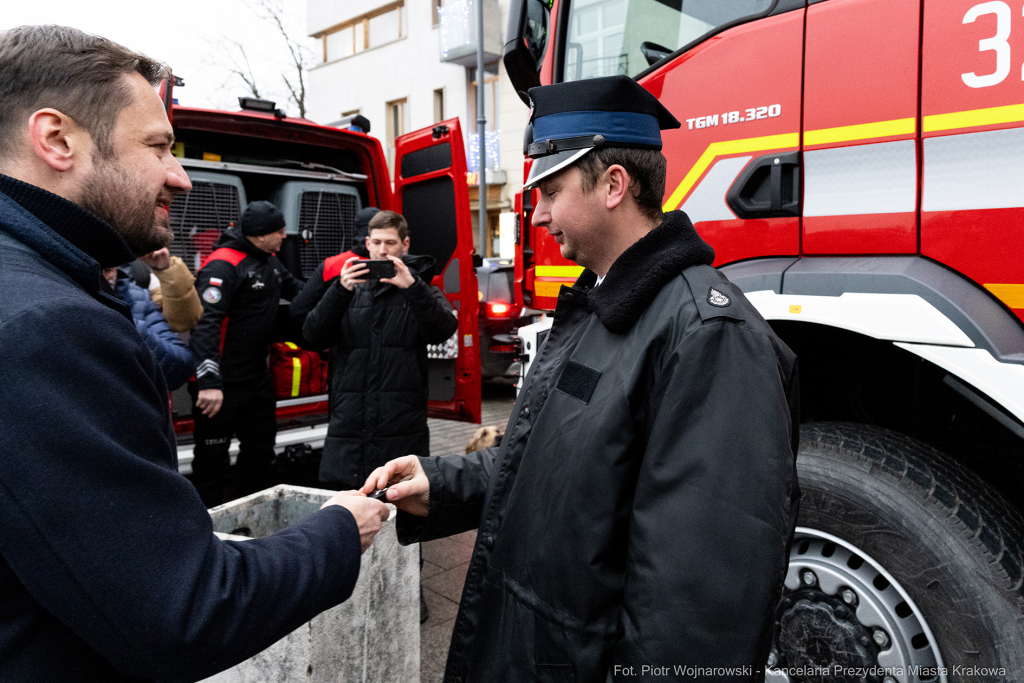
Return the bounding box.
[2,0,319,117]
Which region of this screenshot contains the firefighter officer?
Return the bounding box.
[189,201,302,498]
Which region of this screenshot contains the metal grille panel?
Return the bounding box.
[298,192,358,278]
[168,182,241,273]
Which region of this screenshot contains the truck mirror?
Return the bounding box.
[503,0,550,104]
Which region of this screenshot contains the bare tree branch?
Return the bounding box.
[254,0,314,118]
[205,0,314,117]
[225,39,263,99]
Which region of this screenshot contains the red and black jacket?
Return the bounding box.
[289,245,365,320]
[190,229,302,390]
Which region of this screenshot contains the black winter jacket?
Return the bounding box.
[0,175,361,682]
[398,211,800,683]
[303,254,459,487]
[191,229,302,390]
[113,274,194,390]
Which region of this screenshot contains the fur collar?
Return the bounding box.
[583,210,714,334]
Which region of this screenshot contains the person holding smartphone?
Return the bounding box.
[302,210,458,491]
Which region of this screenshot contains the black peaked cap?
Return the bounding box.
[528,75,680,129]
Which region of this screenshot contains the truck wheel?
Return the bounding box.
[768,422,1024,683]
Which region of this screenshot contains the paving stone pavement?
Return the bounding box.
[420,383,516,683]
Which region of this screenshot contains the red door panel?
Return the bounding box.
[921,0,1024,323]
[648,10,804,267]
[802,0,921,254]
[394,119,482,423]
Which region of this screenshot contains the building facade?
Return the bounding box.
[306,0,530,257]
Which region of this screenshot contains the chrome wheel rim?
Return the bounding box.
[766,527,947,683]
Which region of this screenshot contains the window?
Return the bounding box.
[386,98,409,170]
[468,74,499,132]
[467,74,501,172]
[434,88,445,122]
[326,26,355,60]
[320,1,405,63]
[368,8,401,49]
[563,0,772,81]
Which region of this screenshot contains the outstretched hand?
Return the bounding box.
[362,455,429,517]
[321,490,391,553]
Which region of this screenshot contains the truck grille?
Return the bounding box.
[168,181,241,273]
[298,191,357,278]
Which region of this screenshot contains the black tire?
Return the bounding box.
[790,422,1024,681]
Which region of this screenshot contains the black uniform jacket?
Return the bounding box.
[398,211,800,683]
[0,176,361,682]
[303,254,459,487]
[191,228,302,390]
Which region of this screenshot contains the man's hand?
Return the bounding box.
[380,255,414,289]
[195,388,223,417]
[362,455,429,516]
[340,256,369,291]
[139,247,171,271]
[321,490,391,553]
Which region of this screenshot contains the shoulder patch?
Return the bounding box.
[707,287,730,307]
[680,264,745,323]
[202,287,222,303]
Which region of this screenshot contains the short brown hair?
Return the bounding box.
[0,25,168,160]
[575,148,667,222]
[368,209,409,241]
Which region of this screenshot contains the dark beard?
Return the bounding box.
[79,155,173,255]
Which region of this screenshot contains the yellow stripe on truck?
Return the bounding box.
[663,132,799,212]
[291,357,302,396]
[803,118,916,146]
[925,103,1024,133]
[536,265,585,277]
[985,284,1024,309]
[664,105,1023,214]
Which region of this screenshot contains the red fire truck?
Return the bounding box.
[159,84,481,475]
[505,0,1024,675]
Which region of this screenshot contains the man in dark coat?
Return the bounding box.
[303,209,459,490]
[0,26,388,682]
[189,200,303,494]
[365,75,800,682]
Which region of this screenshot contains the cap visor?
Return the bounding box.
[524,148,593,189]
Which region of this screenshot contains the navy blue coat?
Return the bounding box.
[114,275,194,390]
[0,175,362,682]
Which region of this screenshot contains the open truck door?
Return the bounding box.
[394,119,481,423]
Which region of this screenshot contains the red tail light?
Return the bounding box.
[485,302,516,318]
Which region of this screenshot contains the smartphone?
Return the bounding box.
[368,487,390,501]
[363,259,396,279]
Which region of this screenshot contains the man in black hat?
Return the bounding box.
[365,75,800,681]
[190,200,303,497]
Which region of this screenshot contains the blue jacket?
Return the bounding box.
[0,174,362,682]
[114,275,194,390]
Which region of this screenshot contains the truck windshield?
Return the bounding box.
[562,0,772,81]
